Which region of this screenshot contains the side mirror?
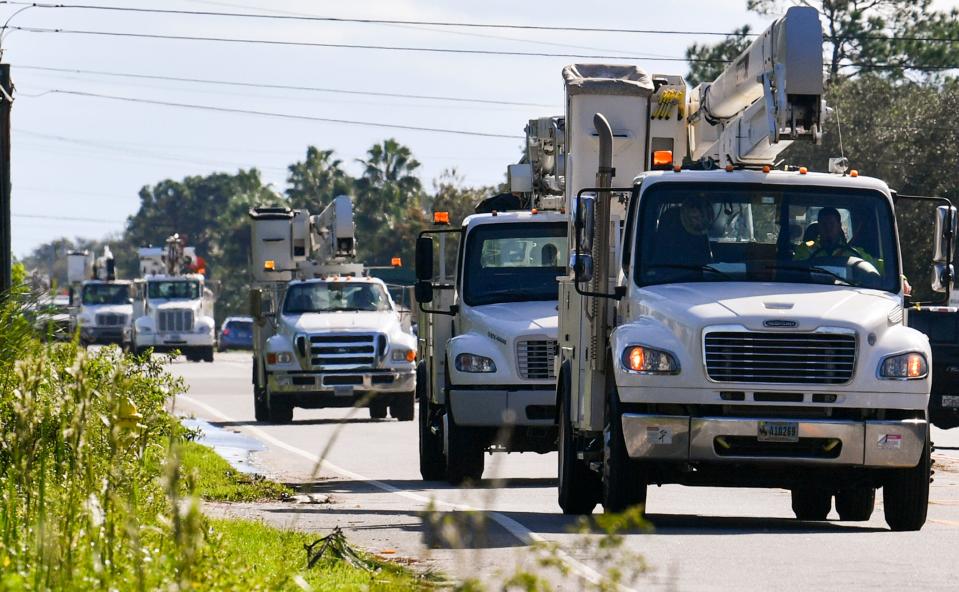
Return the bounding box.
[249,288,263,320]
[570,252,594,283]
[933,205,957,263]
[933,264,954,294]
[415,280,433,304]
[575,194,596,254]
[415,236,434,282]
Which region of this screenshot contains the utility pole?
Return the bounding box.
[0,63,11,293]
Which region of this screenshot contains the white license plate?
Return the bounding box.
[943,395,959,408]
[334,386,354,397]
[758,421,799,443]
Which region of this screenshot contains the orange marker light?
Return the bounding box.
[652,150,673,168]
[762,165,771,174]
[799,167,808,175]
[531,208,539,215]
[406,350,416,362]
[725,164,734,173]
[850,169,859,177]
[391,257,402,267]
[907,354,924,378]
[673,165,682,173]
[433,211,450,225]
[627,347,646,372]
[263,260,276,271]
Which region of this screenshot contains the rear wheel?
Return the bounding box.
[791,488,831,521]
[418,364,446,481]
[446,413,484,486]
[390,392,415,421]
[558,373,599,515]
[835,487,875,521]
[883,426,930,531]
[369,398,389,419]
[602,370,646,514]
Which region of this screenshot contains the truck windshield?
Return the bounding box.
[634,183,900,293]
[81,283,130,305]
[147,280,200,300]
[284,282,391,313]
[463,222,567,306]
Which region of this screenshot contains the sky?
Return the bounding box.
[3,0,957,258]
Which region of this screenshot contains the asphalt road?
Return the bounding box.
[171,352,959,591]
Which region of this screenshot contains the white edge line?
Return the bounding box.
[177,393,609,586]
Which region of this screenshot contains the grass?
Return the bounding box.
[178,440,293,502]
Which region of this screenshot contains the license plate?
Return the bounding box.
[758,421,799,443]
[334,386,354,397]
[943,395,959,408]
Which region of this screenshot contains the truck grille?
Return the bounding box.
[96,312,127,327]
[704,331,856,385]
[517,339,557,380]
[309,333,380,369]
[158,309,194,333]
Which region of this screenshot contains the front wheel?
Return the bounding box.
[418,364,446,481]
[266,385,294,424]
[835,487,875,521]
[446,413,484,486]
[253,384,269,422]
[602,369,647,514]
[791,488,831,521]
[390,392,415,422]
[883,427,930,531]
[202,346,215,363]
[369,398,389,420]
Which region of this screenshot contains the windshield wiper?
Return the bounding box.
[765,264,852,286]
[647,263,732,280]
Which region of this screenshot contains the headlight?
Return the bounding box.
[195,324,211,334]
[879,352,927,379]
[391,349,416,362]
[622,345,680,374]
[139,327,152,334]
[455,353,496,373]
[267,352,294,365]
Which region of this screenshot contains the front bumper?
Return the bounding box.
[137,332,214,348]
[81,326,130,344]
[449,385,556,427]
[268,369,415,395]
[621,414,926,468]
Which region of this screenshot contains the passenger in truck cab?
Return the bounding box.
[794,206,883,273]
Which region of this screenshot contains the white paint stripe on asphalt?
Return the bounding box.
[177,394,611,587]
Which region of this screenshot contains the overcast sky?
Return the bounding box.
[4,0,956,257]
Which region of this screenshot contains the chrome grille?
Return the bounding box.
[158,309,194,333]
[704,331,856,384]
[96,312,127,327]
[309,333,378,369]
[517,339,557,380]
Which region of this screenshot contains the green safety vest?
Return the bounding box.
[794,238,884,274]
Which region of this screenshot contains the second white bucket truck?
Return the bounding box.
[248,196,416,424]
[68,247,135,348]
[556,6,945,531]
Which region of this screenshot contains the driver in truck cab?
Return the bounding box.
[794,206,883,272]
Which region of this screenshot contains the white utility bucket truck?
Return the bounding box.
[414,117,569,484]
[248,196,416,424]
[67,247,134,348]
[556,6,948,531]
[132,235,217,362]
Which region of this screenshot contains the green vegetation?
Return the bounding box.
[177,440,292,502]
[0,295,425,591]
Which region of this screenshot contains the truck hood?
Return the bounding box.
[82,304,133,315]
[634,282,900,333]
[283,311,400,334]
[152,300,201,311]
[462,300,558,339]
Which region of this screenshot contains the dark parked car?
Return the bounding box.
[218,316,253,351]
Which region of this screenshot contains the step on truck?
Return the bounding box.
[414,118,569,484]
[248,196,417,424]
[555,6,946,531]
[132,235,217,362]
[67,247,134,348]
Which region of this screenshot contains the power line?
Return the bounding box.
[16,64,559,108]
[28,89,526,139]
[3,1,958,42]
[6,26,723,63]
[14,212,126,224]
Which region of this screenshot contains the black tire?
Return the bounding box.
[390,392,415,421]
[418,364,446,481]
[558,368,600,515]
[266,389,294,424]
[253,384,269,422]
[602,369,646,513]
[369,398,389,419]
[883,426,931,531]
[446,412,484,486]
[791,488,832,521]
[835,488,875,521]
[203,346,215,363]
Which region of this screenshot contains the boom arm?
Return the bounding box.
[688,5,823,166]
